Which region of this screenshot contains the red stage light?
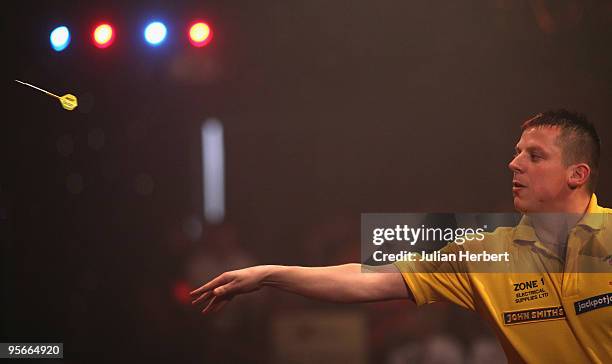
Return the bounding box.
[188,21,212,47]
[173,281,191,305]
[93,23,115,48]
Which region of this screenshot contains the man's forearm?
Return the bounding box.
[261,263,410,303]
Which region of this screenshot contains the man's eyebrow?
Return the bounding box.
[526,146,546,153]
[514,145,548,154]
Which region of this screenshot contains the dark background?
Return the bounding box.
[2,1,612,363]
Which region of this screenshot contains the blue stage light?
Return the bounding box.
[50,26,70,51]
[144,21,167,46]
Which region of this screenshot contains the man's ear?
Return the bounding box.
[568,163,591,189]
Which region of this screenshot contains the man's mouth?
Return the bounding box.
[512,180,526,192]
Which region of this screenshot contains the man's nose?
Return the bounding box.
[508,155,522,173]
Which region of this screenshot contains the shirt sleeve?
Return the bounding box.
[394,243,476,311]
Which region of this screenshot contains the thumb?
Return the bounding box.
[214,284,231,296]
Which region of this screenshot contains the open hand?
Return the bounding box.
[189,265,270,314]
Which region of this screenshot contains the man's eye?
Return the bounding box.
[530,154,542,161]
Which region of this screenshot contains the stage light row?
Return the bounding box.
[50,21,212,51]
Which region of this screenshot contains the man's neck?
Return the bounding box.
[529,193,592,259]
[555,192,592,214]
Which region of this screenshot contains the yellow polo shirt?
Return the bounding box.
[395,195,612,363]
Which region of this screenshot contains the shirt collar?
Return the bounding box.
[512,194,604,243]
[577,194,605,230]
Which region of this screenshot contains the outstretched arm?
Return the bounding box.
[190,263,412,314]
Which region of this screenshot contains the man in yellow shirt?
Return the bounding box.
[190,110,611,363]
[393,192,612,362]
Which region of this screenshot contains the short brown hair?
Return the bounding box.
[521,110,601,193]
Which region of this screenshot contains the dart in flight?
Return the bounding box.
[14,79,78,111]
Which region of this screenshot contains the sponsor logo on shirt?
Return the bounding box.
[503,306,565,325]
[512,277,549,304]
[574,293,612,315]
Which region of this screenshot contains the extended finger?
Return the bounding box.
[190,273,231,296]
[202,295,234,315]
[191,291,213,305]
[210,297,232,313]
[201,296,218,314]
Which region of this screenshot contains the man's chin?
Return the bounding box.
[513,197,529,213]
